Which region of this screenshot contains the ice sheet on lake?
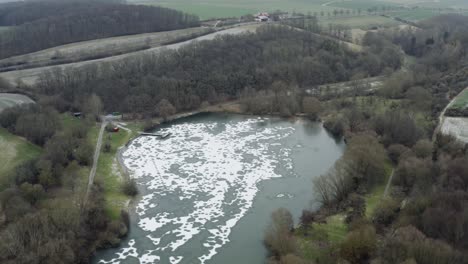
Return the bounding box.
[99,117,294,264]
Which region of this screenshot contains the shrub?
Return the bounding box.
[340,225,377,264]
[393,157,433,192]
[19,183,45,204]
[299,210,316,227]
[264,208,296,258]
[302,97,322,120]
[121,179,138,197]
[74,142,94,166]
[372,198,399,229]
[387,144,410,164]
[324,117,346,138]
[345,193,366,224]
[277,254,308,264]
[103,140,111,153]
[412,139,433,159]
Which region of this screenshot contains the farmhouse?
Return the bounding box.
[255,12,270,22]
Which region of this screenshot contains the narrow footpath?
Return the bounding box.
[383,169,394,198]
[84,120,107,205]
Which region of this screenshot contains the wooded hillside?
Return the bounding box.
[36,25,401,117]
[0,2,199,59]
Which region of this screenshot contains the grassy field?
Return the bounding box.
[450,89,468,110]
[296,214,347,262]
[295,159,394,260]
[0,24,259,86]
[136,0,336,19]
[0,27,210,73]
[135,0,468,21]
[329,0,399,10]
[0,26,10,33]
[89,122,142,220]
[319,15,402,28]
[365,160,393,217]
[0,128,41,188]
[0,94,35,112]
[388,9,445,21]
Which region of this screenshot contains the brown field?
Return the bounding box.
[0,27,211,72]
[0,24,261,86]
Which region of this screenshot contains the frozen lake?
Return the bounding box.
[94,113,345,264]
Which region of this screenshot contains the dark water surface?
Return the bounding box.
[93,113,345,264]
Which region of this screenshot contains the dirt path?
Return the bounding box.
[84,120,107,205]
[321,0,337,7]
[116,123,131,132]
[383,169,395,198]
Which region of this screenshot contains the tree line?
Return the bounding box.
[35,25,401,119]
[0,1,199,59]
[0,97,131,263]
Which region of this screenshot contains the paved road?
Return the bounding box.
[84,120,107,205]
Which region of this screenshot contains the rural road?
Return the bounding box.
[84,120,107,205]
[0,24,261,86]
[321,0,337,7]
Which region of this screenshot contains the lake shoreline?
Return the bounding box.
[100,111,342,264]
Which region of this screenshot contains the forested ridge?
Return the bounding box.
[0,0,126,26]
[0,1,199,59]
[263,15,468,264]
[36,25,400,117]
[0,23,400,262]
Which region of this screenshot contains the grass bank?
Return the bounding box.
[295,158,394,260]
[90,121,142,220]
[0,127,41,188]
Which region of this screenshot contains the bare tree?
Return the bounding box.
[83,94,103,121]
[264,208,296,257]
[156,99,176,121]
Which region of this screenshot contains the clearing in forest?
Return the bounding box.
[450,89,468,111]
[0,128,41,186]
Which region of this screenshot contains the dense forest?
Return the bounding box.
[0,100,132,263]
[263,15,468,264]
[1,5,468,263]
[0,22,402,262]
[36,25,401,117]
[0,1,199,59]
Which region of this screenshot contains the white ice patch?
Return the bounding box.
[276,193,294,199]
[100,117,294,263]
[99,240,138,264]
[441,117,468,143]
